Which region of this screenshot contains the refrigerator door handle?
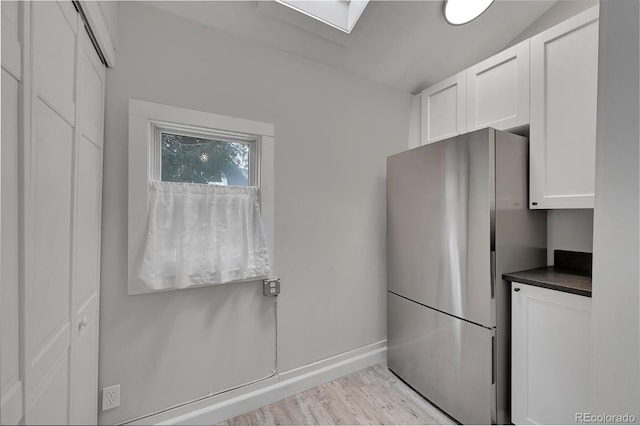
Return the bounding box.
[490,251,496,299]
[491,334,497,424]
[491,335,496,385]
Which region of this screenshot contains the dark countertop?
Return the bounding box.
[503,267,592,297]
[503,250,592,297]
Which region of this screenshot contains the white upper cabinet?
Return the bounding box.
[466,39,530,132]
[417,7,600,211]
[420,40,529,146]
[420,71,466,145]
[529,6,599,209]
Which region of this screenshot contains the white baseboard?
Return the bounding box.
[125,340,387,425]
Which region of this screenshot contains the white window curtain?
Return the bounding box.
[139,181,271,290]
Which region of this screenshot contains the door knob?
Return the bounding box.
[79,316,89,330]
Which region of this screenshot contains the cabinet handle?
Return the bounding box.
[531,202,538,206]
[514,287,521,292]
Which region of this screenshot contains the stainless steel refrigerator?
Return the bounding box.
[387,128,547,424]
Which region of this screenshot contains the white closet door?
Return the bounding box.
[24,2,105,424]
[24,2,77,424]
[69,26,105,425]
[1,1,24,424]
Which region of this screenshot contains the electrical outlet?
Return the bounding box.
[102,384,120,411]
[263,278,280,296]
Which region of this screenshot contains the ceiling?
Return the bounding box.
[142,1,558,94]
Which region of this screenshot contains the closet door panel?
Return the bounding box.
[77,41,104,147]
[1,2,24,416]
[32,1,76,124]
[70,291,99,424]
[73,137,102,305]
[26,97,74,426]
[24,2,76,424]
[27,353,70,425]
[31,100,74,346]
[69,27,105,425]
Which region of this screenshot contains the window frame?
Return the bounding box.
[128,99,275,295]
[152,122,260,186]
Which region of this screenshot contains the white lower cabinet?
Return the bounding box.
[511,283,591,425]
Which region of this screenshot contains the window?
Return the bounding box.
[154,126,257,186]
[128,100,275,295]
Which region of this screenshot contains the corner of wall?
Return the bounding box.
[408,94,421,149]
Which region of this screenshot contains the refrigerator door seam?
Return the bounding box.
[388,291,495,330]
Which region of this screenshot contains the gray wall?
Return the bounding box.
[591,0,639,418]
[99,2,409,424]
[547,210,594,264]
[508,0,599,48]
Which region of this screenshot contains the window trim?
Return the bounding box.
[128,99,275,295]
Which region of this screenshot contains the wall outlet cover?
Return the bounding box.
[102,384,120,411]
[263,278,280,296]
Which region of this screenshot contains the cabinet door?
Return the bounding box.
[529,6,599,209]
[421,71,466,145]
[467,40,529,132]
[511,283,591,425]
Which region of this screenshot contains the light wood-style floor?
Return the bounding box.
[220,364,456,425]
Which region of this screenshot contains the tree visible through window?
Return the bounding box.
[161,132,251,186]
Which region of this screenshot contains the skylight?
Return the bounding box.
[274,0,370,34]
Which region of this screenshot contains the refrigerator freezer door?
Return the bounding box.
[387,291,495,425]
[387,129,494,327]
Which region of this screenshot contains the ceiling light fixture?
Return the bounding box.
[444,0,495,25]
